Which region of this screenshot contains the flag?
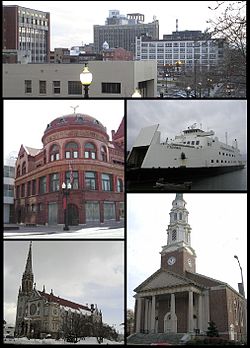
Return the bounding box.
[69,162,74,184]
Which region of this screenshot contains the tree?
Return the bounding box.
[206,321,219,337]
[126,309,134,336]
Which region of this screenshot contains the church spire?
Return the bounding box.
[21,242,34,294]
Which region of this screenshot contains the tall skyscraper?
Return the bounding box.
[3,5,50,63]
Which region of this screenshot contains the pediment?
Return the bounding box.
[134,269,191,293]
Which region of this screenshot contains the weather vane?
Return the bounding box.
[70,105,79,114]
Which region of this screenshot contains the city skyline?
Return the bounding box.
[127,193,247,311]
[4,241,124,333]
[3,1,228,50]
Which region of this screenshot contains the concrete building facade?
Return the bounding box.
[3,61,157,98]
[94,11,159,54]
[3,5,50,63]
[4,164,16,224]
[133,194,246,343]
[14,112,124,226]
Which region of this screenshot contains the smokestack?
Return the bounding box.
[176,19,178,32]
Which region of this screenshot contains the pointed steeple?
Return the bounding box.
[21,242,34,294]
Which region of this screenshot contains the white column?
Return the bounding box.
[151,295,156,333]
[136,297,142,333]
[198,294,203,332]
[170,293,177,333]
[145,299,149,333]
[203,290,210,332]
[188,291,194,333]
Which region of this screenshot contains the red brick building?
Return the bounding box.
[103,47,133,61]
[14,113,124,226]
[132,194,246,343]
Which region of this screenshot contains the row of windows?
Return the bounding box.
[4,184,14,197]
[24,80,122,95]
[211,159,238,164]
[16,171,124,198]
[183,140,200,145]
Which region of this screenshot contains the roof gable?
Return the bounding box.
[38,291,91,312]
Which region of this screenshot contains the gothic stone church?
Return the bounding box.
[15,243,102,338]
[133,194,246,342]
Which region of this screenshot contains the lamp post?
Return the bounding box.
[198,82,202,98]
[80,63,93,98]
[62,182,71,231]
[207,78,212,97]
[186,86,191,98]
[234,255,245,297]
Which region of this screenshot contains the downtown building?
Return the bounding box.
[135,30,225,72]
[94,10,159,54]
[3,5,50,63]
[130,194,246,344]
[14,112,124,226]
[15,242,102,339]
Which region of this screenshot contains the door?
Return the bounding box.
[48,203,58,225]
[164,312,171,333]
[68,203,79,225]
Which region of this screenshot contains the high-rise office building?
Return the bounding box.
[94,10,159,54]
[3,5,50,63]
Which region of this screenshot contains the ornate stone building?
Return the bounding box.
[15,242,102,338]
[14,112,124,226]
[133,194,246,342]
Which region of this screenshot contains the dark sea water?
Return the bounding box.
[127,166,247,192]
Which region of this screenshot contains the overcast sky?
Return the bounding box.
[127,100,247,154]
[3,1,233,49]
[127,193,247,310]
[3,100,124,163]
[4,240,124,332]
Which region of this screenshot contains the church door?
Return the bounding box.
[164,312,172,333]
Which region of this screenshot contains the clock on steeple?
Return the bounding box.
[160,194,196,275]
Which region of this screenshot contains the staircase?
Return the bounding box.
[127,332,185,345]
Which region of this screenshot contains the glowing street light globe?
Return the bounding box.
[80,64,93,86]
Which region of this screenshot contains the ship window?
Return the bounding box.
[221,160,223,163]
[219,152,221,155]
[187,141,190,144]
[196,141,200,145]
[191,141,195,145]
[216,160,219,163]
[223,152,225,155]
[226,153,228,156]
[211,159,214,163]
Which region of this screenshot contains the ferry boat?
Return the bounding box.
[127,123,245,183]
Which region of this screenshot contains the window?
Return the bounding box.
[174,213,177,220]
[39,176,46,194]
[27,181,31,196]
[66,171,79,189]
[102,82,121,94]
[68,81,82,95]
[179,212,182,220]
[196,141,200,145]
[53,81,60,94]
[16,186,20,199]
[172,230,177,241]
[32,179,36,195]
[104,202,116,220]
[101,146,107,162]
[25,80,32,93]
[117,178,123,192]
[16,165,21,177]
[50,144,60,162]
[21,183,25,197]
[4,166,15,178]
[85,171,97,190]
[65,142,78,159]
[50,173,59,192]
[22,162,26,175]
[4,184,14,197]
[39,80,46,94]
[101,173,113,191]
[84,142,96,159]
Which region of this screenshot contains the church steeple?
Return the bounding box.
[161,194,196,274]
[21,242,34,294]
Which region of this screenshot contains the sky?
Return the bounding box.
[4,240,124,333]
[3,1,230,50]
[3,100,124,163]
[126,100,247,154]
[127,193,247,310]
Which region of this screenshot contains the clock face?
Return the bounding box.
[167,256,176,266]
[188,258,192,267]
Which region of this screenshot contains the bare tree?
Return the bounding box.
[126,309,134,336]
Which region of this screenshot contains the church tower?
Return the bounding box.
[160,194,196,274]
[21,241,34,295]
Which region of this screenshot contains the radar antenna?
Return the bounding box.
[190,123,197,129]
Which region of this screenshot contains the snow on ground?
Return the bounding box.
[4,336,124,345]
[4,227,124,239]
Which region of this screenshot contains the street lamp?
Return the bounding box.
[234,255,245,297]
[62,182,71,231]
[132,88,142,98]
[186,86,191,98]
[80,63,93,98]
[207,78,213,97]
[198,82,202,98]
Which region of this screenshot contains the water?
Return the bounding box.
[127,167,247,192]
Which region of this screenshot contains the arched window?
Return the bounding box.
[22,162,26,175]
[101,146,107,162]
[179,212,182,220]
[84,142,96,159]
[50,144,60,162]
[117,178,123,192]
[17,165,21,177]
[65,142,78,159]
